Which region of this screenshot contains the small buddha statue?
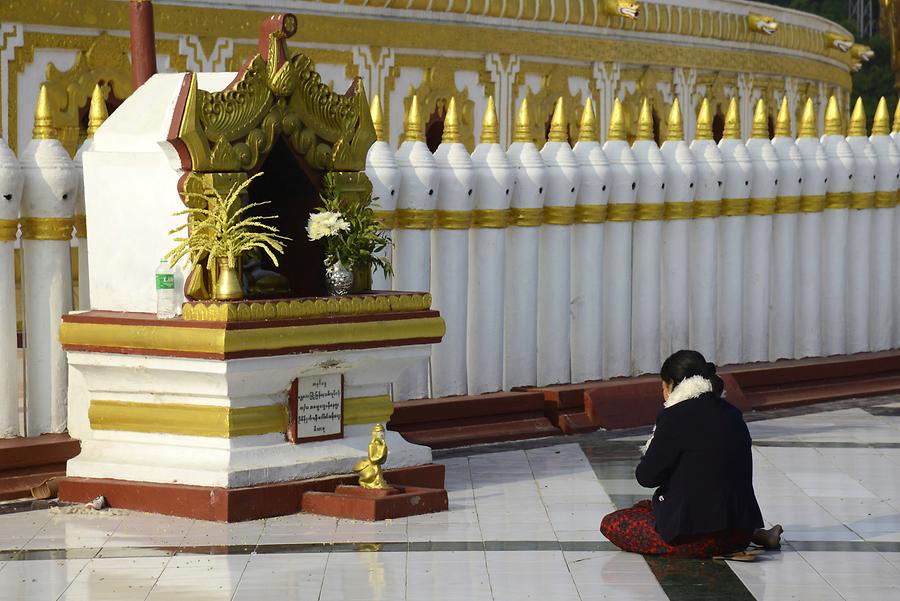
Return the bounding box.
[353,423,390,489]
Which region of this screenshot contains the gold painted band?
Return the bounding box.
[0,219,18,241]
[20,217,74,240]
[874,191,898,208]
[825,191,851,209]
[664,202,694,220]
[373,210,397,230]
[543,206,576,225]
[181,293,432,322]
[395,209,434,229]
[606,203,637,222]
[775,196,801,214]
[692,200,723,218]
[800,195,826,212]
[344,395,393,426]
[473,209,511,228]
[721,198,750,216]
[506,208,541,227]
[850,192,876,210]
[89,399,288,438]
[749,197,777,215]
[433,210,472,229]
[74,214,87,238]
[574,204,608,224]
[635,204,666,221]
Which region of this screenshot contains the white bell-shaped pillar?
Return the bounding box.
[504,99,545,389]
[688,99,724,363]
[891,102,900,348]
[431,98,475,398]
[571,100,609,383]
[20,85,78,434]
[468,97,514,394]
[0,139,23,438]
[365,95,401,291]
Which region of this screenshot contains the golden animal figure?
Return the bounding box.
[604,0,640,19]
[748,13,779,35]
[354,423,390,489]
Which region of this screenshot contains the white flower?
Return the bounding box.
[307,211,350,241]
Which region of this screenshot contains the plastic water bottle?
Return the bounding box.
[155,260,177,319]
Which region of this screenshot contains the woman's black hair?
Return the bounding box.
[660,349,725,398]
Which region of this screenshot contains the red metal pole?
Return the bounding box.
[129,0,158,90]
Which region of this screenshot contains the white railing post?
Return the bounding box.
[0,138,22,438]
[365,94,400,292]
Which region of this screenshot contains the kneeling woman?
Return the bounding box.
[601,350,780,558]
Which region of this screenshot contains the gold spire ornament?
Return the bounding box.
[798,97,818,138]
[442,97,461,144]
[774,96,791,138]
[666,98,684,141]
[578,98,597,142]
[371,94,385,142]
[404,94,425,143]
[824,95,843,135]
[86,84,108,138]
[548,96,567,142]
[723,98,741,140]
[695,97,713,141]
[480,95,500,144]
[847,97,867,137]
[353,423,390,489]
[513,97,532,143]
[750,98,768,139]
[872,97,891,136]
[608,97,627,141]
[893,99,900,134]
[32,84,57,140]
[635,98,653,141]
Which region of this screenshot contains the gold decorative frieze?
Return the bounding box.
[181,293,433,322]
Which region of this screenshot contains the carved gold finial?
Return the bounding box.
[666,98,684,141]
[442,97,461,144]
[513,97,532,143]
[893,100,900,134]
[481,95,500,144]
[405,95,425,143]
[824,95,843,135]
[723,98,741,140]
[548,97,567,142]
[32,84,57,140]
[750,98,768,139]
[578,98,597,142]
[353,423,390,490]
[86,84,108,138]
[872,97,891,136]
[847,97,867,137]
[371,94,385,142]
[608,97,627,141]
[695,98,713,141]
[798,97,818,138]
[774,96,791,138]
[635,98,654,141]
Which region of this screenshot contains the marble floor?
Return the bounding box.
[2,396,900,600]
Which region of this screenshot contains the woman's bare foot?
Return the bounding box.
[751,524,783,549]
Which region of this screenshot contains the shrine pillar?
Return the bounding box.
[365,95,400,292]
[0,139,23,438]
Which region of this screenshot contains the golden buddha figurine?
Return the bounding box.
[354,423,390,489]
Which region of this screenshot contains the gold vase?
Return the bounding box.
[351,263,373,293]
[214,256,242,300]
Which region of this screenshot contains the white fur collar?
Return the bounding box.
[641,376,713,455]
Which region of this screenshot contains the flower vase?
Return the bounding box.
[214,256,242,300]
[325,261,353,296]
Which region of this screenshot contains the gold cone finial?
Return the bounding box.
[32,84,57,140]
[371,94,385,142]
[442,97,461,144]
[774,96,791,137]
[513,97,533,143]
[635,98,654,141]
[723,97,741,139]
[695,98,713,141]
[480,95,500,144]
[893,99,900,133]
[665,98,684,141]
[798,97,818,138]
[578,98,597,142]
[404,95,425,143]
[86,84,108,138]
[608,97,627,141]
[548,97,567,142]
[847,97,867,137]
[824,95,843,135]
[872,97,890,136]
[751,98,768,139]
